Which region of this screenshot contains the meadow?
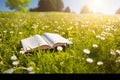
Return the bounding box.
[0,12,120,73]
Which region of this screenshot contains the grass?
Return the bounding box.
[0,12,120,73]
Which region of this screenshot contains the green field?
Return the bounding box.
[0,12,120,73]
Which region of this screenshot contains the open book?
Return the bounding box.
[20,33,73,52]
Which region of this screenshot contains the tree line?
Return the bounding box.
[5,0,120,14]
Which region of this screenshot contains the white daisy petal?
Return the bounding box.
[86,58,93,63]
[83,49,90,54]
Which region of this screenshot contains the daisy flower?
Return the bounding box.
[83,49,90,54]
[97,61,103,65]
[86,58,93,63]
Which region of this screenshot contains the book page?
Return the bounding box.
[21,34,50,52]
[42,33,73,48]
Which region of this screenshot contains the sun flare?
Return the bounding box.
[88,0,107,13]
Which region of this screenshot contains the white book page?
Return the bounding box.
[21,34,50,52]
[21,39,30,52]
[42,33,73,48]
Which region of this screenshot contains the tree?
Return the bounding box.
[115,8,120,14]
[5,0,31,12]
[56,0,64,11]
[80,6,91,14]
[37,0,64,12]
[64,6,71,12]
[29,8,38,12]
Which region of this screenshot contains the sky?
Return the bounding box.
[0,0,120,14]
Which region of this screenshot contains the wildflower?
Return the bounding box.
[26,66,33,72]
[19,50,25,54]
[97,61,103,65]
[116,50,120,55]
[105,28,110,31]
[92,44,98,48]
[57,46,63,51]
[19,32,23,35]
[54,29,59,33]
[10,31,14,34]
[115,57,120,63]
[3,30,7,33]
[3,68,14,74]
[32,24,38,29]
[68,38,73,41]
[11,54,17,61]
[110,49,116,55]
[83,49,90,54]
[96,35,101,39]
[101,37,105,40]
[86,58,93,63]
[12,61,20,66]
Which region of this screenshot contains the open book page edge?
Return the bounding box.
[21,33,73,52]
[20,39,31,52]
[42,33,73,48]
[21,35,51,52]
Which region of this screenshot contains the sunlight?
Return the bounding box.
[88,0,108,13]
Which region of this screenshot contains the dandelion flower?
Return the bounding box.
[83,49,90,54]
[97,61,103,65]
[92,44,98,48]
[11,54,17,61]
[86,58,93,63]
[57,46,63,51]
[12,61,20,66]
